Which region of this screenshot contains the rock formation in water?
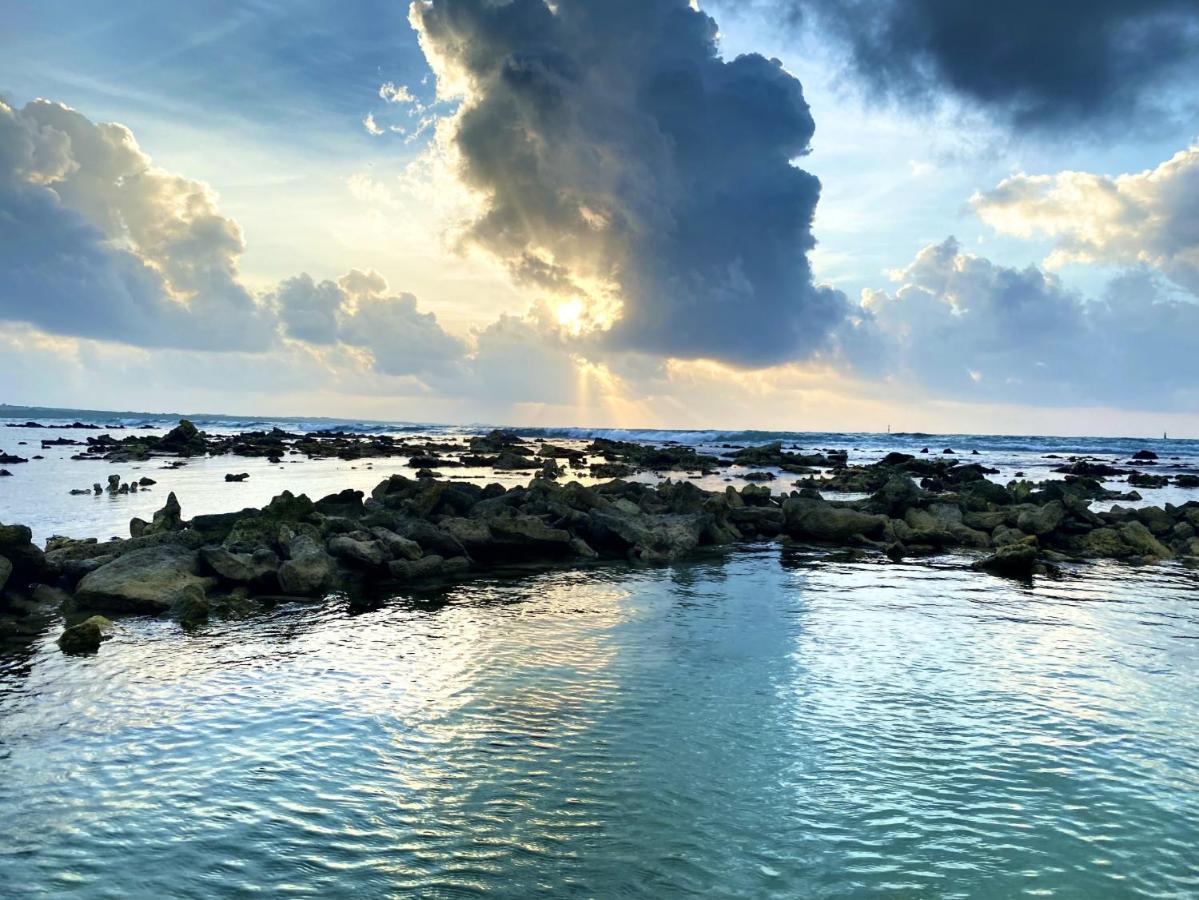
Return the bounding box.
[2,441,1199,653]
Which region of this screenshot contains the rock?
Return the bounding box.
[277,533,336,596]
[488,516,575,554]
[0,523,33,551]
[885,542,906,562]
[201,546,280,588]
[1132,450,1159,461]
[57,615,112,654]
[991,525,1028,547]
[75,545,213,614]
[0,555,10,591]
[369,527,423,561]
[171,583,210,626]
[1129,472,1169,489]
[783,498,887,542]
[388,554,448,581]
[144,492,184,535]
[158,419,207,456]
[1176,474,1199,488]
[1119,521,1171,560]
[328,535,388,568]
[225,473,250,482]
[1016,501,1065,537]
[972,539,1038,580]
[870,475,925,516]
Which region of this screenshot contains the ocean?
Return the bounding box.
[1,411,1198,897]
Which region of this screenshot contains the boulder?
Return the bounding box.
[57,615,112,654]
[0,555,10,592]
[972,539,1038,580]
[488,516,575,553]
[369,527,423,561]
[172,583,210,626]
[784,498,887,542]
[328,535,388,568]
[200,546,280,588]
[144,492,184,535]
[1015,501,1064,537]
[869,475,925,516]
[388,554,450,581]
[75,545,212,614]
[277,532,336,595]
[1119,521,1171,561]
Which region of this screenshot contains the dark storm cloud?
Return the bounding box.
[770,0,1199,129]
[412,0,848,368]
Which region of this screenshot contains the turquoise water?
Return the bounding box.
[2,548,1198,898]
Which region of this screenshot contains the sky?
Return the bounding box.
[2,0,1198,436]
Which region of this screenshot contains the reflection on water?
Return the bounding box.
[2,549,1198,898]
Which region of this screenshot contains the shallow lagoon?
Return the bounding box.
[2,547,1197,898]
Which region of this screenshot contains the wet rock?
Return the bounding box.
[144,492,184,535]
[388,554,449,581]
[488,516,575,554]
[869,475,925,516]
[369,527,423,561]
[1128,472,1169,489]
[158,419,207,456]
[328,535,388,568]
[172,583,210,626]
[1119,521,1171,560]
[1132,450,1159,461]
[201,547,280,588]
[972,539,1038,580]
[783,498,887,543]
[1016,501,1065,537]
[75,545,213,614]
[57,615,112,654]
[225,473,250,482]
[277,530,336,596]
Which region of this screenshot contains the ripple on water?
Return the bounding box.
[2,549,1199,898]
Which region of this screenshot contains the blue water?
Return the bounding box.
[3,549,1198,897]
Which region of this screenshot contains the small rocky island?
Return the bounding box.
[3,422,1198,655]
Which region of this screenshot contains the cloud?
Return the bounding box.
[409,0,847,368]
[0,98,277,351]
[273,269,467,376]
[856,237,1199,411]
[379,82,419,106]
[362,112,385,135]
[768,0,1199,130]
[972,145,1199,294]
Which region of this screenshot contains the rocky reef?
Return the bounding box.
[3,445,1199,654]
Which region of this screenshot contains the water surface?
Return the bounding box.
[2,549,1197,897]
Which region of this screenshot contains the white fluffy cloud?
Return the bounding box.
[857,237,1199,410]
[0,98,277,351]
[973,145,1199,294]
[274,269,467,376]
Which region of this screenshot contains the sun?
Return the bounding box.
[555,298,587,335]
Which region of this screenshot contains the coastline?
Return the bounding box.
[3,420,1197,654]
